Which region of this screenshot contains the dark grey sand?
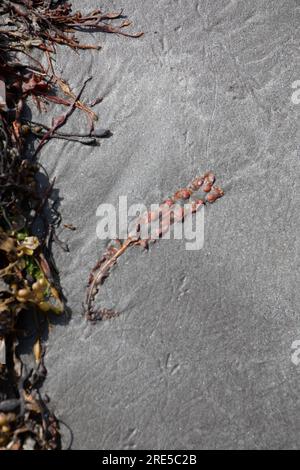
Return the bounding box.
[35,0,299,449]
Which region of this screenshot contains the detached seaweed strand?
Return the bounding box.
[85,172,224,322]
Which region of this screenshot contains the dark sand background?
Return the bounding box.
[35,0,299,449]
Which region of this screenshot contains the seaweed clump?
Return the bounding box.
[0,0,141,450]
